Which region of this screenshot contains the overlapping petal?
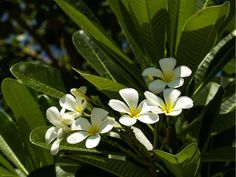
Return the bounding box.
[45,127,58,144]
[85,134,101,149]
[142,67,163,78]
[119,115,137,126]
[119,88,139,109]
[99,118,116,134]
[173,66,192,78]
[138,114,159,124]
[91,108,108,125]
[46,107,64,127]
[67,131,89,144]
[167,78,184,88]
[159,58,176,73]
[148,80,166,94]
[71,118,91,131]
[174,97,193,110]
[108,100,130,114]
[59,94,76,112]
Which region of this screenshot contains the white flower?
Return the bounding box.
[59,86,87,118]
[144,89,193,116]
[67,108,115,148]
[142,58,192,94]
[108,88,159,126]
[45,106,75,155]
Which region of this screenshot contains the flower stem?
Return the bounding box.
[160,116,170,151]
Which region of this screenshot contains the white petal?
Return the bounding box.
[46,107,63,127]
[173,66,192,78]
[99,117,116,134]
[119,88,139,109]
[45,127,57,144]
[59,94,76,112]
[159,58,176,73]
[148,80,166,94]
[138,101,162,114]
[51,138,62,155]
[85,134,101,148]
[71,118,91,131]
[108,99,130,114]
[163,89,181,105]
[119,115,137,126]
[144,91,165,108]
[131,127,153,151]
[138,114,159,124]
[91,108,108,125]
[166,109,182,116]
[142,67,163,78]
[174,96,193,110]
[167,78,184,88]
[57,128,64,139]
[67,131,89,144]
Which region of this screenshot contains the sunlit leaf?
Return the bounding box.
[10,62,65,99]
[154,142,200,177]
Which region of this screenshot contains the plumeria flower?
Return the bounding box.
[142,58,192,94]
[144,89,193,116]
[59,86,87,118]
[45,106,75,155]
[67,108,115,148]
[108,88,159,126]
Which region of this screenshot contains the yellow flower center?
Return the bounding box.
[61,116,73,126]
[162,103,174,114]
[129,107,141,118]
[162,72,173,82]
[75,105,83,113]
[88,125,99,135]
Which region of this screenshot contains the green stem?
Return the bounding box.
[160,116,170,151]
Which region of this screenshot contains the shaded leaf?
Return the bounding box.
[10,62,65,99]
[65,155,150,177]
[154,142,200,177]
[202,146,235,162]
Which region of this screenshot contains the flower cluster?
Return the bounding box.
[45,87,116,155]
[45,58,193,155]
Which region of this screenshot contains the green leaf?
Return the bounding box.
[72,30,137,88]
[126,0,168,61]
[193,30,235,95]
[108,0,150,68]
[211,111,236,135]
[64,155,150,177]
[10,62,65,99]
[202,146,235,162]
[73,69,127,98]
[55,0,132,64]
[168,0,203,55]
[0,166,18,177]
[154,142,200,177]
[0,153,17,175]
[176,2,230,73]
[220,92,236,114]
[1,78,53,169]
[0,136,29,175]
[0,110,30,171]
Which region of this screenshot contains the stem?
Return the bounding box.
[148,124,154,133]
[160,116,170,151]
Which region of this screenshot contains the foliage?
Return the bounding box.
[0,0,235,177]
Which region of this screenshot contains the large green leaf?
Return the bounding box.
[0,153,17,175]
[65,155,150,177]
[220,92,236,114]
[10,62,65,99]
[168,0,203,55]
[1,78,52,169]
[154,142,200,177]
[72,30,137,88]
[108,0,150,68]
[126,0,168,62]
[74,69,127,98]
[176,2,230,73]
[55,0,132,65]
[193,30,235,95]
[0,136,28,175]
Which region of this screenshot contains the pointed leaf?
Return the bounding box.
[176,2,230,73]
[154,142,200,177]
[220,92,236,114]
[72,30,137,88]
[55,0,132,64]
[10,62,65,99]
[73,69,127,98]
